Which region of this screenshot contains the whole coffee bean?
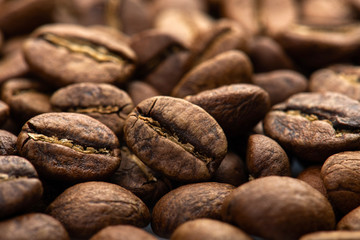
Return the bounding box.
[246,134,291,178]
[248,36,294,73]
[263,92,360,163]
[130,29,189,95]
[16,112,121,182]
[1,78,52,125]
[152,182,235,238]
[309,64,360,101]
[299,231,360,240]
[0,130,17,155]
[47,181,151,239]
[124,96,227,182]
[23,24,136,87]
[0,50,29,84]
[126,80,160,106]
[297,166,327,198]
[253,70,308,105]
[185,84,270,137]
[0,155,43,219]
[212,152,247,186]
[50,82,134,136]
[0,213,69,240]
[110,146,172,206]
[90,225,157,240]
[337,205,360,230]
[172,50,252,98]
[321,151,360,216]
[171,218,252,240]
[222,176,335,240]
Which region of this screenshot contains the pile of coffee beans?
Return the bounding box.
[3,0,360,239]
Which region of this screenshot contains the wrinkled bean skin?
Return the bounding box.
[124,96,227,182]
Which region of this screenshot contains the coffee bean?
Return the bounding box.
[90,225,157,240]
[126,80,160,106]
[222,176,335,240]
[16,112,121,182]
[0,50,29,84]
[299,231,360,240]
[0,100,9,127]
[23,24,136,87]
[298,166,327,198]
[212,152,247,186]
[264,92,360,163]
[0,213,69,240]
[152,182,235,238]
[0,130,17,155]
[0,155,43,219]
[47,181,150,239]
[124,96,227,182]
[50,82,134,136]
[171,218,252,240]
[337,205,360,230]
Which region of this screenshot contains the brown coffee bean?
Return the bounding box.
[152,182,235,238]
[50,82,134,136]
[171,218,252,240]
[130,29,189,95]
[222,176,335,240]
[0,155,43,219]
[16,112,121,182]
[185,84,270,137]
[337,205,360,230]
[124,96,227,182]
[0,213,69,240]
[0,0,55,36]
[23,24,136,87]
[126,81,160,106]
[246,134,291,178]
[0,50,29,84]
[253,70,308,105]
[321,151,360,216]
[212,152,247,186]
[248,36,295,73]
[172,50,253,98]
[0,130,18,155]
[297,166,328,198]
[1,78,52,125]
[263,92,360,163]
[148,0,207,17]
[0,100,9,127]
[309,64,360,101]
[47,181,151,239]
[110,146,171,206]
[299,231,360,240]
[90,225,157,240]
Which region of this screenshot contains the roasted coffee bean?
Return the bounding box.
[185,84,270,137]
[0,0,55,36]
[47,181,150,239]
[264,92,360,163]
[50,82,134,136]
[0,213,69,240]
[154,8,213,48]
[0,100,9,127]
[90,225,157,240]
[222,176,335,240]
[246,134,291,179]
[130,29,189,95]
[253,70,308,105]
[23,24,136,87]
[110,146,171,206]
[124,96,227,182]
[309,64,360,101]
[172,50,252,98]
[0,50,29,84]
[0,155,43,219]
[337,205,360,230]
[298,166,327,198]
[0,130,18,155]
[1,78,52,125]
[321,151,360,216]
[16,112,121,182]
[299,231,360,240]
[148,0,207,17]
[248,36,294,73]
[152,182,235,238]
[212,152,247,186]
[171,218,252,240]
[126,80,160,106]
